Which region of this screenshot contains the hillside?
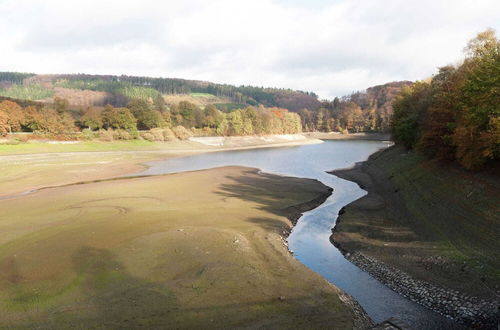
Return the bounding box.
[0,72,320,110]
[299,81,413,132]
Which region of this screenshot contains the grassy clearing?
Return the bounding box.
[331,146,500,299]
[0,84,54,100]
[163,93,227,107]
[0,167,355,328]
[189,92,216,98]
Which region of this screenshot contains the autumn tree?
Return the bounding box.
[391,82,432,149]
[81,107,103,130]
[0,100,24,133]
[102,105,137,131]
[127,99,164,129]
[204,104,224,128]
[391,29,499,169]
[54,97,70,114]
[452,29,500,168]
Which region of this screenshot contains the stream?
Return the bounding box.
[141,140,460,329]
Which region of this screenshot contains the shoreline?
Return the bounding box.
[0,137,322,198]
[328,149,499,328]
[304,131,391,141]
[0,135,323,156]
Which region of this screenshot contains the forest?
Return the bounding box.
[391,29,499,170]
[299,81,412,132]
[0,96,303,141]
[0,71,409,135]
[0,72,319,111]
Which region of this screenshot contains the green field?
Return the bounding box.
[0,166,357,328]
[189,92,217,98]
[332,146,500,299]
[0,84,54,100]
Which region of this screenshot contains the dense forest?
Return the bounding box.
[391,30,499,170]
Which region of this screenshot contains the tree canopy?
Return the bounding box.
[391,29,499,170]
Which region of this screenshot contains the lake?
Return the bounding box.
[141,140,460,329]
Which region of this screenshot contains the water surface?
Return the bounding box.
[141,140,460,329]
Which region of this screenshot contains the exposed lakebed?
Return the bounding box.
[141,140,461,329]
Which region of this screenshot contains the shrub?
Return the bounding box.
[162,128,177,141]
[98,129,114,142]
[81,128,96,141]
[141,132,155,142]
[172,125,193,140]
[113,129,133,140]
[150,128,165,141]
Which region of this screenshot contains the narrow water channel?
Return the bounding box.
[141,140,461,329]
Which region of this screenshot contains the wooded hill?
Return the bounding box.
[0,72,411,133]
[0,72,320,111]
[299,81,412,132]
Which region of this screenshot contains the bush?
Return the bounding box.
[81,128,96,141]
[140,132,155,142]
[150,128,165,141]
[172,125,193,140]
[98,129,114,142]
[113,129,133,140]
[162,128,177,141]
[192,127,216,137]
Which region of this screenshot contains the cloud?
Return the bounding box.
[0,0,499,98]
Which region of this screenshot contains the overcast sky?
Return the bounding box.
[1,0,499,99]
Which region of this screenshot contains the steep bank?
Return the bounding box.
[329,146,499,328]
[0,166,371,329]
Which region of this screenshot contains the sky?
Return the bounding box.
[1,0,499,99]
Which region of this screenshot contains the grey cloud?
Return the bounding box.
[18,19,160,51]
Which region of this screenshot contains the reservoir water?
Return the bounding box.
[141,140,461,329]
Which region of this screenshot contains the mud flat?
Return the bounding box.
[0,166,371,329]
[0,135,322,197]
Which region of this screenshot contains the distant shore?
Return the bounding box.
[304,131,391,141]
[0,135,323,197]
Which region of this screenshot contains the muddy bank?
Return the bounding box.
[284,186,333,225]
[328,146,499,328]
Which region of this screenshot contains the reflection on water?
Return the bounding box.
[141,140,460,329]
